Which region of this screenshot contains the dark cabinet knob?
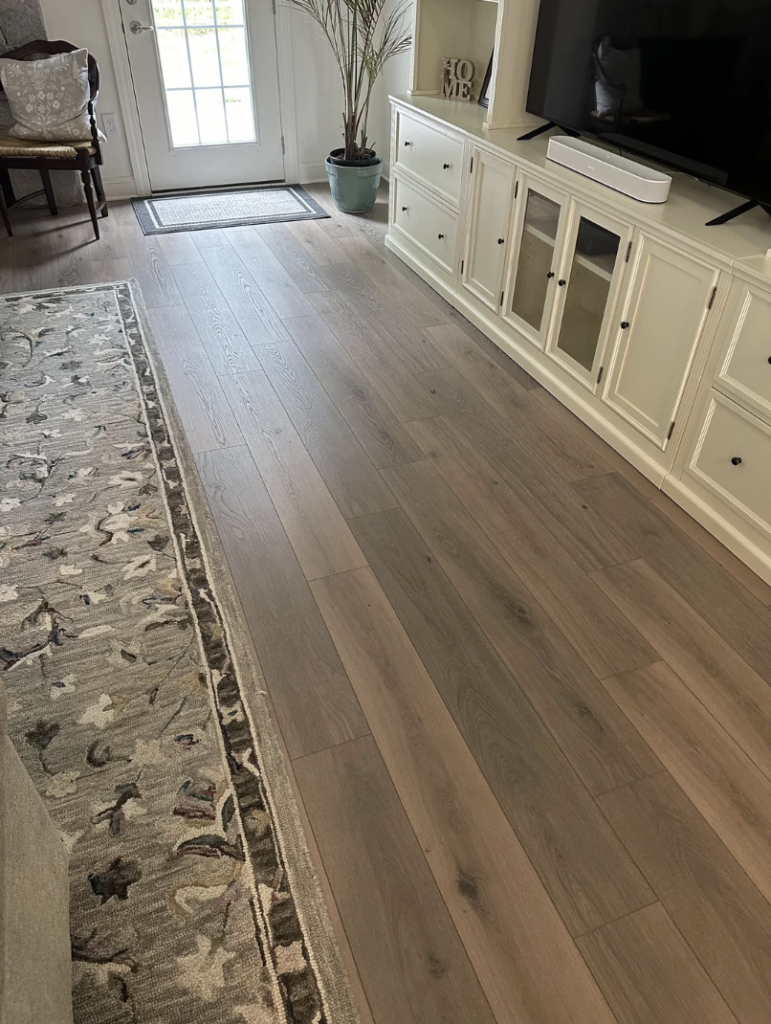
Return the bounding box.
[558,279,567,287]
[768,356,771,364]
[621,321,630,329]
[404,140,412,146]
[547,271,555,279]
[437,233,445,240]
[497,238,505,245]
[731,456,743,466]
[443,163,450,169]
[401,206,408,211]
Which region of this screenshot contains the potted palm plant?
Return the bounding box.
[286,0,412,213]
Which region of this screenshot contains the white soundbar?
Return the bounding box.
[547,136,672,203]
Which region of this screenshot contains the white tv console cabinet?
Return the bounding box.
[386,94,771,586]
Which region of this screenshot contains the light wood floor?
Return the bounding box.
[4,188,771,1024]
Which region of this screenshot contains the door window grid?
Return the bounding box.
[152,0,256,148]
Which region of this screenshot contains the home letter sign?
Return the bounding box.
[442,58,475,100]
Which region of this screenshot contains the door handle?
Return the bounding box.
[130,20,154,32]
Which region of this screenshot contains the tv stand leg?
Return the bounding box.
[517,121,579,142]
[706,199,763,226]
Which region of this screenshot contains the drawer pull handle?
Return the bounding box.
[404,141,412,146]
[438,233,445,240]
[621,321,630,329]
[558,279,567,287]
[547,271,555,279]
[731,456,743,466]
[768,356,771,364]
[443,163,450,169]
[401,206,408,212]
[497,238,505,245]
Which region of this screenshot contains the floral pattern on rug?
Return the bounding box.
[0,284,329,1024]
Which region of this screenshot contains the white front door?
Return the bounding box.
[122,0,284,192]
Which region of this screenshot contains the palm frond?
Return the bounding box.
[284,0,412,160]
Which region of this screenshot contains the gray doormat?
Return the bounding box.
[132,185,329,234]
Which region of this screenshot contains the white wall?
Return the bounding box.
[37,0,409,192]
[283,6,346,182]
[40,0,136,194]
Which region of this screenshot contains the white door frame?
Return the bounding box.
[100,0,301,195]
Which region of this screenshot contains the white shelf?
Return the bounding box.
[574,250,615,281]
[523,223,557,247]
[523,224,614,281]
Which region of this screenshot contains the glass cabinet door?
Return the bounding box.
[503,178,567,348]
[547,203,631,388]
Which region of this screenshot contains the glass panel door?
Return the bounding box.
[547,204,630,388]
[124,0,284,190]
[503,179,567,349]
[152,0,256,148]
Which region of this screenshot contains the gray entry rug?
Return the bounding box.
[132,186,329,234]
[0,283,357,1024]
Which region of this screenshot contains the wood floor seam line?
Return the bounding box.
[595,772,771,1021]
[570,898,664,940]
[288,725,375,763]
[589,766,671,800]
[252,336,402,516]
[591,558,771,785]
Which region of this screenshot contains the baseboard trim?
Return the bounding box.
[662,475,771,586]
[104,175,138,200]
[298,161,328,184]
[298,159,391,185]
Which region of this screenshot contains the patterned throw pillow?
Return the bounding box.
[0,48,100,142]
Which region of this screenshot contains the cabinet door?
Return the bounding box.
[461,148,516,312]
[602,234,719,450]
[546,201,631,389]
[502,175,569,349]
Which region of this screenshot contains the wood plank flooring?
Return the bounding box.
[4,188,771,1024]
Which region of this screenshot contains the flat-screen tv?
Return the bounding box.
[527,0,771,209]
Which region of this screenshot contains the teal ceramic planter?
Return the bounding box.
[325,153,383,213]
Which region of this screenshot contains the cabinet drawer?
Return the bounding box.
[716,280,771,420]
[393,176,458,275]
[688,391,771,536]
[395,110,464,205]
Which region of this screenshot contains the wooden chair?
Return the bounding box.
[0,40,108,240]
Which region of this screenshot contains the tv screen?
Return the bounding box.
[527,0,771,207]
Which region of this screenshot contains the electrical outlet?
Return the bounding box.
[102,113,120,137]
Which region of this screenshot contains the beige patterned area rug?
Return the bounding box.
[0,283,357,1024]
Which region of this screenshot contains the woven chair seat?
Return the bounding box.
[0,136,96,159]
[0,42,108,240]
